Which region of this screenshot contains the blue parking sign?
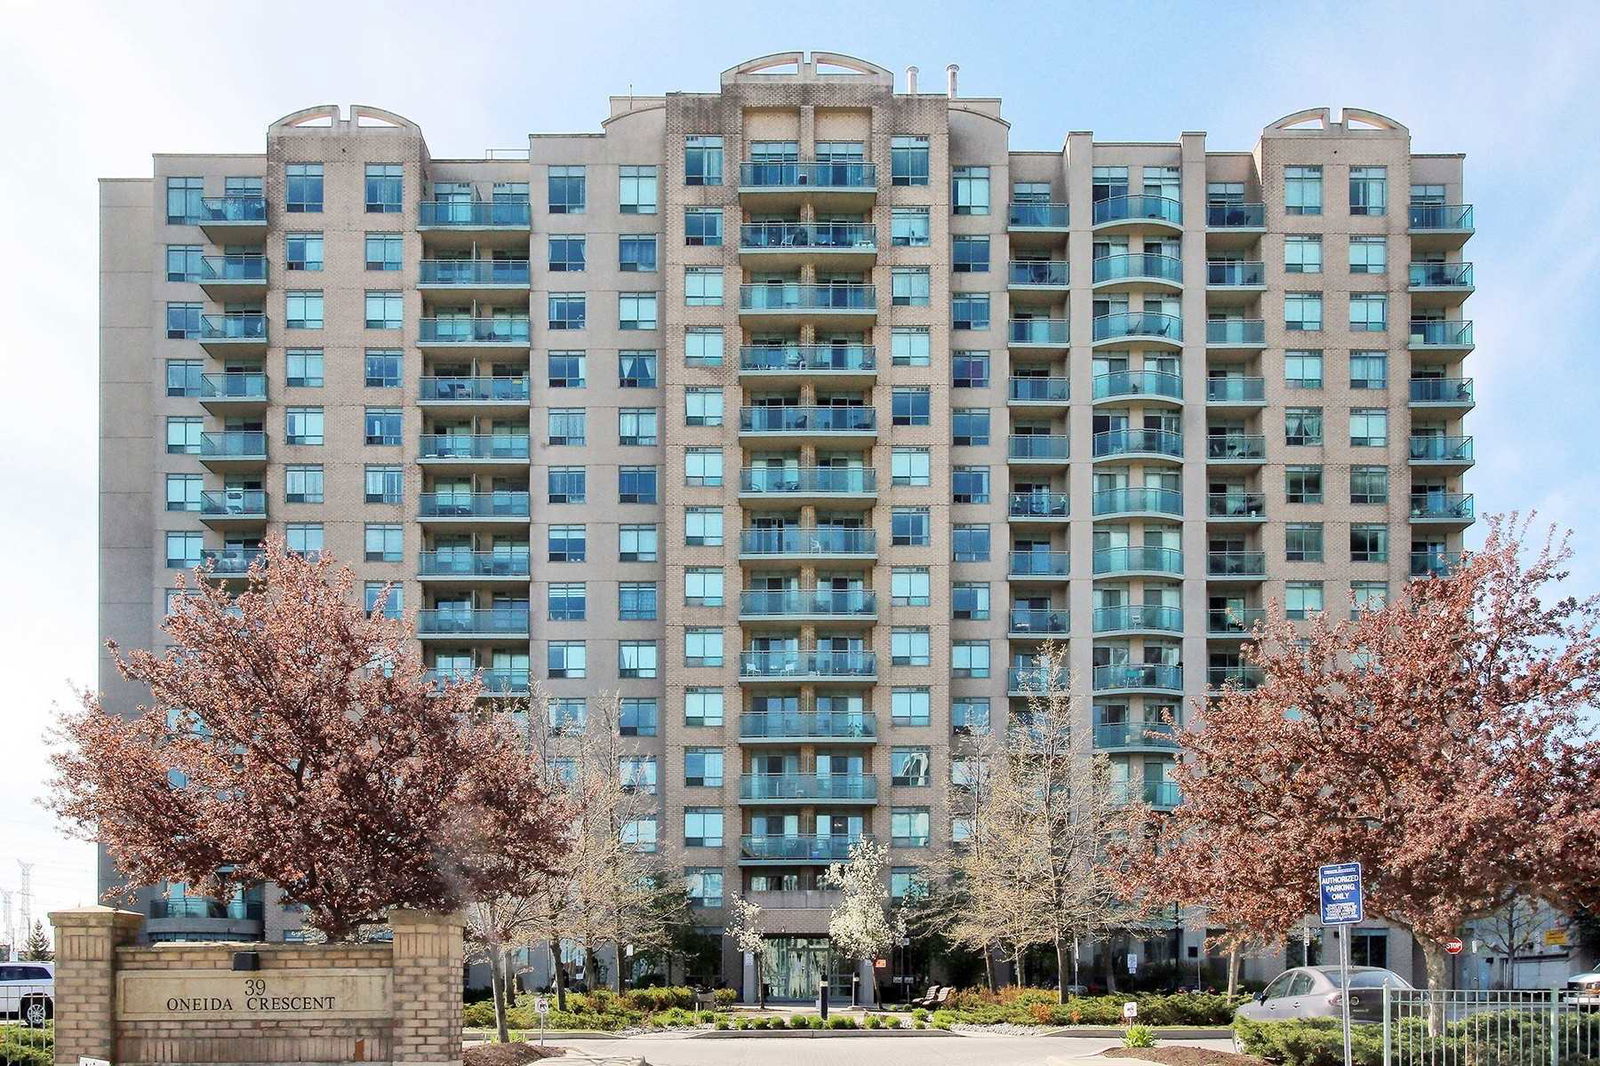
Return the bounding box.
[1318,863,1364,924]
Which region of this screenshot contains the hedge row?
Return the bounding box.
[1234,1013,1600,1066]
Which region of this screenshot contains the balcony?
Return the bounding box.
[739,527,876,560]
[1206,204,1266,250]
[739,344,876,384]
[199,372,268,412]
[1410,492,1475,525]
[417,199,532,232]
[1207,492,1266,523]
[418,317,531,351]
[417,434,531,468]
[419,377,531,415]
[1206,319,1267,349]
[1408,203,1474,249]
[418,258,531,299]
[738,774,877,804]
[415,608,531,640]
[150,897,265,922]
[1091,487,1183,518]
[199,489,266,528]
[196,195,267,240]
[1008,491,1071,522]
[198,431,266,469]
[1092,370,1183,405]
[418,550,532,581]
[427,668,531,697]
[1408,261,1475,307]
[1008,666,1069,696]
[1207,551,1267,580]
[1007,260,1069,290]
[740,712,877,743]
[1093,546,1183,578]
[200,548,264,577]
[1092,194,1182,230]
[1208,665,1263,690]
[1208,607,1266,636]
[1408,320,1474,351]
[737,162,877,208]
[1411,551,1462,578]
[738,588,877,622]
[739,467,876,502]
[1130,779,1183,810]
[199,313,266,354]
[1094,721,1178,752]
[1093,663,1183,694]
[418,491,531,524]
[739,283,876,328]
[1093,604,1183,636]
[1007,434,1070,465]
[1092,428,1183,462]
[1008,318,1070,349]
[1092,311,1183,347]
[739,650,877,682]
[1207,434,1266,464]
[1408,435,1474,467]
[1092,253,1183,290]
[738,405,877,442]
[740,834,870,862]
[1206,376,1266,407]
[1008,376,1070,407]
[198,254,267,297]
[1409,377,1475,410]
[1008,608,1069,638]
[1006,202,1070,232]
[1008,550,1070,581]
[1205,261,1265,289]
[738,222,877,268]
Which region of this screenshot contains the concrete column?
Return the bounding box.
[48,906,143,1066]
[389,909,464,1066]
[741,951,756,1004]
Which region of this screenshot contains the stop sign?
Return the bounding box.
[1444,937,1464,956]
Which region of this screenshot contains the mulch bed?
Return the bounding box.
[464,1041,566,1065]
[1103,1047,1264,1066]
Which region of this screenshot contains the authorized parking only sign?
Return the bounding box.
[1318,862,1364,924]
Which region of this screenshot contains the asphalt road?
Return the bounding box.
[544,1032,1237,1066]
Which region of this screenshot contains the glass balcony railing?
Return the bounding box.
[1207,607,1266,634]
[1093,664,1183,692]
[740,527,876,556]
[1207,492,1266,518]
[1411,551,1462,577]
[1008,666,1069,694]
[1408,435,1474,462]
[415,608,530,636]
[1093,311,1182,343]
[739,650,877,679]
[1207,434,1266,460]
[1409,320,1474,347]
[1009,608,1068,635]
[1093,546,1183,576]
[418,259,531,286]
[1094,194,1182,226]
[1094,721,1178,750]
[1410,493,1475,520]
[1408,203,1474,231]
[739,162,877,190]
[420,376,531,403]
[197,195,266,224]
[740,344,876,373]
[740,713,877,740]
[1208,665,1263,689]
[418,491,531,519]
[1409,377,1475,404]
[740,283,876,311]
[418,199,532,227]
[1008,550,1070,579]
[1206,260,1264,286]
[1092,487,1183,516]
[1008,319,1070,345]
[418,317,531,344]
[418,434,531,461]
[199,373,267,400]
[478,669,531,695]
[199,255,266,282]
[1092,370,1183,402]
[151,897,264,921]
[200,548,264,575]
[1141,780,1183,808]
[1408,261,1474,288]
[739,222,877,250]
[1093,253,1183,284]
[1008,260,1068,286]
[740,834,868,860]
[1207,319,1266,345]
[1007,202,1069,228]
[1007,435,1069,461]
[738,406,876,433]
[1008,376,1070,403]
[1206,203,1265,228]
[739,467,876,495]
[1206,376,1266,403]
[199,431,266,459]
[200,314,266,341]
[1092,428,1183,459]
[418,551,531,578]
[1008,491,1070,518]
[739,774,877,802]
[199,489,266,517]
[1207,551,1267,577]
[739,588,876,617]
[1093,605,1184,634]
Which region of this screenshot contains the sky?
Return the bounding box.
[1,0,1597,937]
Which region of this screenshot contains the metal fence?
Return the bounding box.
[1,978,54,1065]
[1384,989,1600,1066]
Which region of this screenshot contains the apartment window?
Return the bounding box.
[165,474,202,512]
[891,567,931,607]
[952,350,990,387]
[684,207,722,247]
[547,640,586,678]
[1284,292,1323,331]
[364,407,401,446]
[892,447,931,487]
[364,523,403,563]
[364,291,402,329]
[165,416,202,454]
[685,448,723,487]
[893,387,931,426]
[892,688,931,726]
[892,628,931,667]
[892,507,931,546]
[548,293,586,330]
[683,807,723,847]
[165,531,203,569]
[684,387,723,427]
[285,465,323,504]
[685,328,724,366]
[1285,465,1323,504]
[952,408,990,446]
[363,582,401,619]
[548,524,586,562]
[891,327,931,366]
[619,524,657,562]
[1344,354,1388,395]
[1353,581,1389,614]
[1350,293,1388,331]
[547,409,586,447]
[286,163,323,213]
[685,689,724,727]
[285,523,322,557]
[685,267,724,306]
[1285,581,1325,619]
[619,293,658,330]
[284,349,323,388]
[611,355,658,394]
[619,165,658,214]
[547,235,586,272]
[1349,235,1387,274]
[1351,524,1390,563]
[166,302,201,339]
[618,408,657,446]
[1285,522,1324,562]
[619,640,658,679]
[1284,235,1322,274]
[165,244,202,282]
[607,239,655,279]
[1285,350,1323,389]
[952,165,991,214]
[684,628,724,668]
[892,267,931,306]
[548,698,586,734]
[1350,408,1389,447]
[618,582,658,621]
[286,407,324,445]
[364,349,402,388]
[360,232,401,272]
[619,465,657,504]
[363,164,402,213]
[621,816,658,852]
[952,466,990,503]
[952,582,990,620]
[952,698,991,735]
[952,641,991,678]
[953,235,990,273]
[548,467,586,504]
[285,232,323,271]
[684,567,724,607]
[1349,166,1387,215]
[687,868,724,908]
[891,136,930,186]
[1350,466,1389,504]
[165,176,203,224]
[684,135,723,185]
[285,290,324,329]
[364,465,402,504]
[891,207,930,247]
[1285,407,1323,445]
[892,748,932,787]
[684,507,723,546]
[952,523,990,562]
[547,166,585,213]
[165,359,201,396]
[952,295,991,330]
[1285,165,1322,215]
[892,808,931,848]
[548,351,586,387]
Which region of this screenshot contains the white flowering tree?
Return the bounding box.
[727,893,767,1006]
[823,838,894,1001]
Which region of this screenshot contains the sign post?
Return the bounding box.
[1318,863,1365,1066]
[533,995,550,1047]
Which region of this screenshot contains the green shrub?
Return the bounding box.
[732,1017,750,1030]
[826,1015,857,1029]
[930,1009,957,1028]
[651,1007,695,1028]
[911,1007,929,1022]
[913,1020,926,1030]
[714,1018,730,1031]
[808,1014,823,1029]
[1124,1024,1158,1049]
[622,986,696,1012]
[713,988,739,1007]
[864,1014,882,1029]
[789,1014,811,1029]
[0,1029,52,1066]
[463,1000,497,1028]
[695,1010,716,1024]
[883,1014,902,1029]
[1233,1017,1384,1066]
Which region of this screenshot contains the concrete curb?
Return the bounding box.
[692,1028,959,1038]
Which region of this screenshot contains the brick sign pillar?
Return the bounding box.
[389,909,463,1066]
[49,906,144,1065]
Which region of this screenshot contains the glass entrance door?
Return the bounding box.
[760,936,852,1001]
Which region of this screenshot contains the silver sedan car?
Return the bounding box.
[1236,965,1412,1024]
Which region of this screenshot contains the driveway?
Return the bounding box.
[544,1032,1236,1066]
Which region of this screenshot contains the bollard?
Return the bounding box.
[819,979,830,1020]
[852,973,860,1007]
